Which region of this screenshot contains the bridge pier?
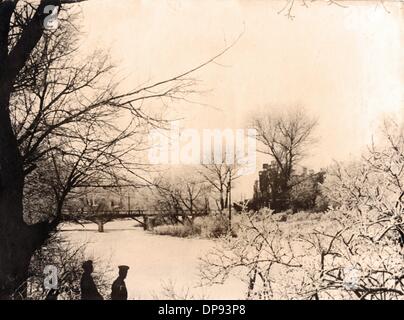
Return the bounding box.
[143,216,154,231]
[97,220,105,232]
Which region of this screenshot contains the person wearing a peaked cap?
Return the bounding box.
[111,265,129,300]
[80,260,103,300]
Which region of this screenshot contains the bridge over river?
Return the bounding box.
[61,209,210,232]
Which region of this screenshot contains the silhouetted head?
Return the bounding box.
[118,265,129,279]
[82,260,94,274]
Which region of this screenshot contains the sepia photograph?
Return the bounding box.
[0,0,403,307]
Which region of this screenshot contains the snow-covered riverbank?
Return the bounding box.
[60,219,245,299]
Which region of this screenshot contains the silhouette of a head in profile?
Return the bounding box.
[118,265,129,279]
[82,260,94,274]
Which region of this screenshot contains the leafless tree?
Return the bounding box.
[302,117,404,300]
[296,219,404,300]
[152,172,211,225]
[323,117,404,239]
[277,0,389,20]
[200,211,302,299]
[199,155,241,213]
[251,107,317,211]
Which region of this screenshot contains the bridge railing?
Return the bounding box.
[61,208,211,218]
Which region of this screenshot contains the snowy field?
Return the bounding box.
[60,219,245,300]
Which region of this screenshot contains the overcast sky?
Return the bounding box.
[76,0,403,199]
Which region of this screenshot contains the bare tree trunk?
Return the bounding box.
[220,187,225,210]
[0,94,30,299]
[0,2,51,299]
[0,91,52,299]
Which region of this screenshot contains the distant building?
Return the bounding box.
[251,162,325,212]
[252,161,279,210]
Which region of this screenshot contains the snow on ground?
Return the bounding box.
[60,219,245,300]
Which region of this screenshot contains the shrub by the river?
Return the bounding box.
[153,214,232,239]
[153,223,201,238]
